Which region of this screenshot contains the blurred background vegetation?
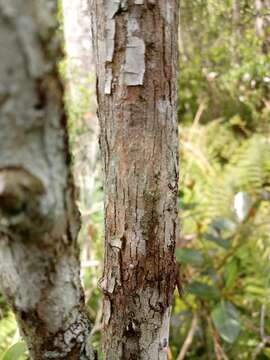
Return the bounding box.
[1,0,270,359]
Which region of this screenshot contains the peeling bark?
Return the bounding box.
[0,1,95,359]
[91,0,179,359]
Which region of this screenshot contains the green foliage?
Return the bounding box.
[211,301,241,344]
[171,1,270,357]
[178,0,270,131]
[0,313,17,355]
[176,248,205,267]
[1,342,27,360]
[171,119,270,358]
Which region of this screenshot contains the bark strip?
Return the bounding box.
[91,0,179,359]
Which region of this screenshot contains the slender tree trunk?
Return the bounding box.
[232,0,241,35]
[62,0,99,212]
[62,0,94,102]
[255,0,270,52]
[232,0,241,61]
[0,1,94,359]
[62,0,99,264]
[91,1,179,359]
[179,4,187,61]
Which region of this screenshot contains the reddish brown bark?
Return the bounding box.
[91,1,179,358]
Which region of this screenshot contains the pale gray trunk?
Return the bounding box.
[61,0,99,267]
[232,0,240,32]
[62,0,99,211]
[0,1,95,359]
[232,0,241,40]
[255,0,265,37]
[255,0,270,52]
[179,4,187,61]
[232,0,241,61]
[91,1,179,359]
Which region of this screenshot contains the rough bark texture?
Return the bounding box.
[0,1,95,359]
[91,1,179,359]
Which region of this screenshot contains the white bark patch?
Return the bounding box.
[105,67,113,94]
[157,99,169,115]
[105,19,116,62]
[124,16,145,86]
[104,0,121,62]
[134,0,144,4]
[110,237,122,249]
[107,276,116,293]
[104,299,111,325]
[105,0,121,19]
[121,0,128,8]
[161,2,174,24]
[98,273,116,294]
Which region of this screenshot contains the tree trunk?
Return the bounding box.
[0,1,95,359]
[232,0,241,34]
[91,1,179,359]
[231,0,242,62]
[61,0,100,264]
[255,0,270,52]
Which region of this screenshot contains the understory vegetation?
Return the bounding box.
[0,0,270,359]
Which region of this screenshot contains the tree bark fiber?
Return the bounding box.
[91,1,179,359]
[0,1,94,359]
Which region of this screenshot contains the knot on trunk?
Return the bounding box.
[0,167,51,239]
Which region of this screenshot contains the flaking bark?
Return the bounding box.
[91,0,179,359]
[0,1,95,359]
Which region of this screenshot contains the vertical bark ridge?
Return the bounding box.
[92,1,179,359]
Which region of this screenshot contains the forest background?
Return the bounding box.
[0,0,270,359]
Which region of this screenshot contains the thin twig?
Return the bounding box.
[177,313,198,360]
[207,316,229,360]
[193,101,206,128]
[260,305,266,340]
[252,305,270,359]
[90,299,103,336]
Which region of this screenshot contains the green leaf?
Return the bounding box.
[244,285,268,296]
[186,281,219,299]
[210,218,236,232]
[263,347,270,358]
[1,342,26,360]
[176,248,204,266]
[179,200,197,210]
[224,260,238,290]
[203,233,230,249]
[211,301,240,344]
